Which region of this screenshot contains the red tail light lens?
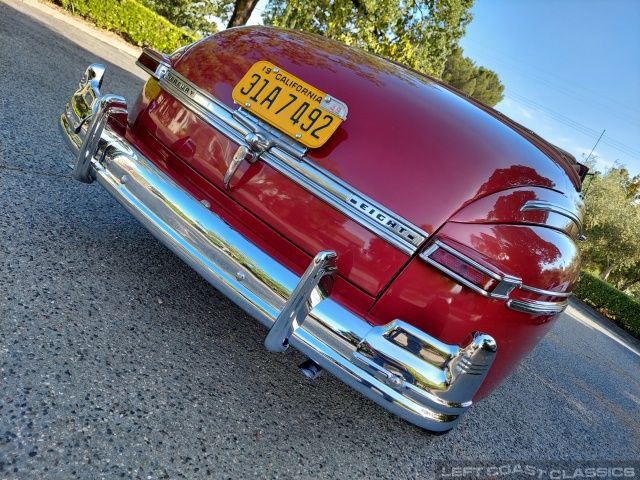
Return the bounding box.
[136,48,173,79]
[420,239,520,299]
[428,247,498,291]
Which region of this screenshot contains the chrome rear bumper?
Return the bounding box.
[59,65,497,432]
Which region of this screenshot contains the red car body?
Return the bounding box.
[60,26,586,432]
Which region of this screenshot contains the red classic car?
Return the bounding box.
[59,26,587,432]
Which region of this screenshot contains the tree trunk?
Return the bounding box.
[601,264,614,281]
[227,0,261,28]
[620,278,640,291]
[619,269,640,291]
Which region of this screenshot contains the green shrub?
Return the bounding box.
[573,271,640,339]
[53,0,196,53]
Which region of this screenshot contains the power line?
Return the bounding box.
[466,47,640,126]
[506,91,640,157]
[464,42,640,119]
[504,92,640,161]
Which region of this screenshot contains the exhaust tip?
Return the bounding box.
[299,358,323,379]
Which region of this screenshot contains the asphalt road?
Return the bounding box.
[1,1,639,478]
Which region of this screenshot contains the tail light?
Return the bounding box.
[420,238,521,299]
[136,48,173,80]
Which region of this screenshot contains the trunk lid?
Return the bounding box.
[138,26,583,296]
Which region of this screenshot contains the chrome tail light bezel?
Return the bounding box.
[420,238,570,315]
[420,239,521,300]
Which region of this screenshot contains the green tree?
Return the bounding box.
[262,0,475,77]
[580,164,640,285]
[139,0,219,36]
[441,46,504,107]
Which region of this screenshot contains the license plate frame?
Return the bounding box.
[232,61,347,149]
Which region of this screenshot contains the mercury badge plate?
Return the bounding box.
[232,61,348,149]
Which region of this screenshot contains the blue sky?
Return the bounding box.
[459,0,640,178]
[246,0,640,177]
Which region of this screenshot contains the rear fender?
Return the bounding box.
[370,221,581,399]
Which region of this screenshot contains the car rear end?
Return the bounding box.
[59,26,586,431]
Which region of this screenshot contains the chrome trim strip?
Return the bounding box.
[153,67,427,255]
[160,69,255,151]
[59,65,497,432]
[161,69,307,159]
[521,200,582,233]
[506,299,568,315]
[420,240,521,300]
[519,284,572,298]
[263,149,426,253]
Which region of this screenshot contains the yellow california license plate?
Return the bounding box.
[232,61,348,149]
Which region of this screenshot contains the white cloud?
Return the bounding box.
[518,105,533,119]
[542,135,576,151]
[498,97,535,122]
[552,136,574,146]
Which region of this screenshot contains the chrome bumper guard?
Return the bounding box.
[59,65,497,432]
